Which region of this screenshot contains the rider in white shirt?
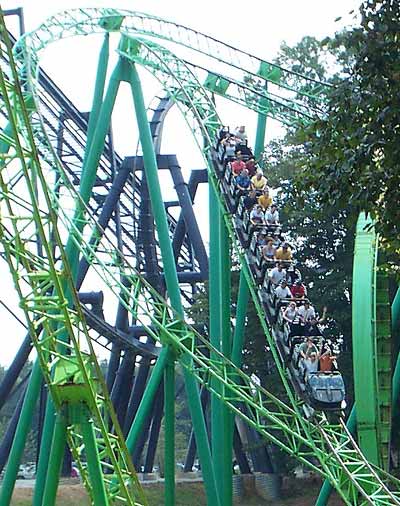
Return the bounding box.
[298,301,316,323]
[274,280,292,299]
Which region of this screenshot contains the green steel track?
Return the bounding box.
[0,7,397,506]
[352,214,392,470]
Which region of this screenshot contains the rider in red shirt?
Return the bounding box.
[290,280,306,299]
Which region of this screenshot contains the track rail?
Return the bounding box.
[0,8,398,506]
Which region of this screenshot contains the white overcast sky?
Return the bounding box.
[0,0,361,367]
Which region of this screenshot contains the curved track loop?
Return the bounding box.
[0,8,398,506]
[15,9,327,126]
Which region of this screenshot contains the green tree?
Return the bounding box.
[292,0,400,265]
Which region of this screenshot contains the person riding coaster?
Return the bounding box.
[216,127,345,410]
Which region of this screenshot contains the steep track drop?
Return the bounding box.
[0,8,398,506]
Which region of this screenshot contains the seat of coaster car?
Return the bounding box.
[277,298,292,306]
[265,224,281,233]
[259,258,276,279]
[293,297,310,306]
[278,259,293,267]
[306,372,346,409]
[257,251,272,271]
[236,143,253,157]
[290,335,306,345]
[274,297,292,313]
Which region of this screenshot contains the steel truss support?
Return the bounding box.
[183,386,209,472]
[254,83,268,159]
[0,332,34,411]
[4,10,400,506]
[0,385,27,474]
[172,168,208,263]
[136,382,164,470]
[143,388,164,472]
[34,43,120,506]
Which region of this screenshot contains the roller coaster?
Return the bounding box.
[0,7,398,506]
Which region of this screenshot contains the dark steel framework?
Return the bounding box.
[0,19,265,481]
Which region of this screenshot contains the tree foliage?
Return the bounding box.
[292,0,400,265]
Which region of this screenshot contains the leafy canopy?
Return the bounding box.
[292,0,400,264]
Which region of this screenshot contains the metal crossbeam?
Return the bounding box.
[0,8,398,506]
[0,18,147,506]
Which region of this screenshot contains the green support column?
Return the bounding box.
[126,347,170,450]
[128,62,220,506]
[391,287,400,419]
[220,209,232,506]
[209,182,224,504]
[164,359,175,506]
[80,406,110,506]
[85,33,110,152]
[209,183,232,506]
[0,125,46,506]
[32,398,56,506]
[0,44,113,501]
[254,112,267,160]
[254,82,268,160]
[64,57,124,274]
[41,411,67,506]
[0,360,42,505]
[0,122,14,154]
[231,272,250,368]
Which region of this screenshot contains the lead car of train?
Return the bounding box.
[213,130,346,413]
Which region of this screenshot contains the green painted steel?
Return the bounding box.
[352,214,380,465]
[231,272,250,368]
[164,360,176,506]
[86,33,110,151]
[253,76,268,158]
[352,214,392,469]
[375,270,392,468]
[1,8,400,506]
[393,288,400,332]
[0,361,43,505]
[128,63,221,506]
[318,283,399,505]
[209,184,233,506]
[34,36,114,505]
[33,398,56,506]
[220,210,233,506]
[315,408,357,506]
[254,111,267,159]
[8,21,396,501]
[209,182,225,505]
[126,348,171,450]
[41,412,68,506]
[391,288,400,420]
[34,54,125,506]
[80,406,110,506]
[0,19,147,506]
